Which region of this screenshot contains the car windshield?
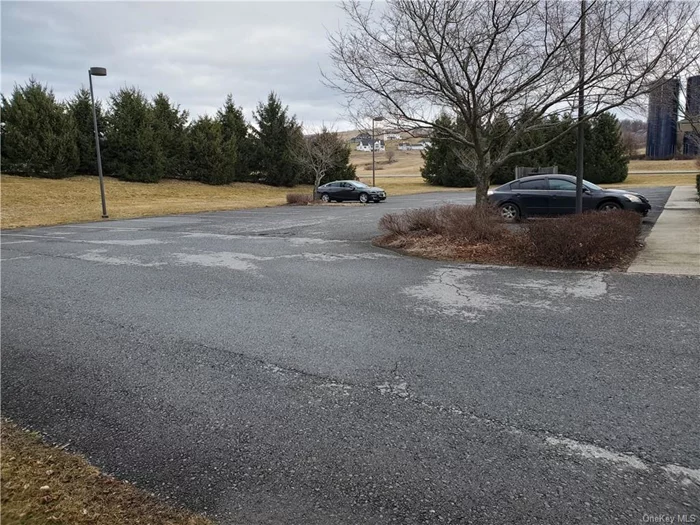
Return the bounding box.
[583,180,602,191]
[352,182,369,188]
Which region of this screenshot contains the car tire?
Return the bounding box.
[359,193,369,204]
[320,193,331,203]
[499,202,520,221]
[598,201,621,212]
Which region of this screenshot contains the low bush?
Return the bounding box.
[379,204,508,243]
[377,205,642,269]
[286,193,313,205]
[438,204,509,243]
[522,211,641,268]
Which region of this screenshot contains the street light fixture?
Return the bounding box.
[372,116,384,188]
[88,67,108,219]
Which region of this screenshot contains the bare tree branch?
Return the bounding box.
[325,0,700,203]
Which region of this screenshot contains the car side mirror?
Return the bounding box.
[582,187,591,194]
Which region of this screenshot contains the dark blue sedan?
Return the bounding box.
[487,174,651,220]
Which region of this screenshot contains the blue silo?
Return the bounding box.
[646,78,680,159]
[682,75,700,157]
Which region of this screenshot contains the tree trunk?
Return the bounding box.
[475,175,490,206]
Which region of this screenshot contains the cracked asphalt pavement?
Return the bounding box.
[3,188,699,524]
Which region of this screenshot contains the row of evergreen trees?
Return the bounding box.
[422,112,629,187]
[1,79,354,186]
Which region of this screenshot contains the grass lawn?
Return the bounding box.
[1,174,471,229]
[350,150,700,177]
[1,419,212,525]
[1,168,693,229]
[605,173,697,187]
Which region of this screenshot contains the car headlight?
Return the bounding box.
[623,194,641,203]
[487,190,494,196]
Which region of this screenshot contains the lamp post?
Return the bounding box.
[372,116,384,187]
[88,67,108,219]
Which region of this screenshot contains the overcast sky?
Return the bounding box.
[1,1,357,130]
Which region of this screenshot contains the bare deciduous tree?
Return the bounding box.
[385,149,396,163]
[293,127,348,199]
[326,0,700,203]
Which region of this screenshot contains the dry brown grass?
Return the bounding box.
[1,174,469,229]
[0,175,312,229]
[604,173,697,187]
[351,151,700,178]
[1,419,212,525]
[628,159,699,172]
[358,176,472,195]
[350,149,425,175]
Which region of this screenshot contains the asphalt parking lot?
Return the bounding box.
[2,187,698,524]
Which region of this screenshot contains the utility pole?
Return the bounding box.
[576,0,586,213]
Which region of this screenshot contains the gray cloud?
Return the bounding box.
[1,1,353,129]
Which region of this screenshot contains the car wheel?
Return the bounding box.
[499,202,520,221]
[320,193,331,203]
[598,201,621,212]
[359,193,369,204]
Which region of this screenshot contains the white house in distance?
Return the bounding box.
[383,132,402,140]
[356,138,386,152]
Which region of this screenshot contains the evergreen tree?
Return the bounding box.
[421,114,475,187]
[217,95,251,181]
[103,87,164,183]
[187,116,236,185]
[68,87,104,175]
[1,78,78,178]
[152,92,189,179]
[251,92,301,186]
[586,112,628,183]
[323,141,356,183]
[543,114,581,175]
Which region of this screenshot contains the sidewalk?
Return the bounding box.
[628,185,700,276]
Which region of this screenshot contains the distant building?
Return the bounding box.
[356,139,385,152]
[398,140,431,151]
[682,75,700,157]
[383,132,402,141]
[646,78,680,160]
[349,132,372,144]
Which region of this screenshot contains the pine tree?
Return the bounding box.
[152,93,189,179]
[251,92,301,187]
[587,112,628,183]
[1,78,78,178]
[421,114,475,187]
[217,95,251,181]
[103,87,164,183]
[187,116,236,185]
[68,87,103,175]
